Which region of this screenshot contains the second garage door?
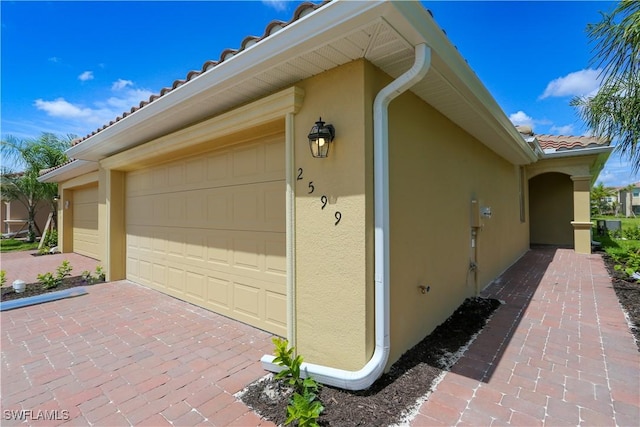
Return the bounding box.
[125,136,287,335]
[73,185,99,260]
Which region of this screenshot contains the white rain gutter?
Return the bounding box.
[261,43,431,390]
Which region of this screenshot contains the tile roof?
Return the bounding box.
[535,134,609,151]
[70,1,328,148]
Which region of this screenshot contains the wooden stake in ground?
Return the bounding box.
[38,211,54,250]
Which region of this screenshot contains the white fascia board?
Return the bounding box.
[541,146,613,159]
[67,0,390,162]
[38,160,99,183]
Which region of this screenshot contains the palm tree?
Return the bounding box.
[1,133,73,242]
[571,1,640,172]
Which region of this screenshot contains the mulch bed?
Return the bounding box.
[241,297,501,427]
[1,276,104,302]
[600,253,640,349]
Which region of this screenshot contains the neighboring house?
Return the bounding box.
[1,179,50,238]
[619,182,640,217]
[39,1,611,390]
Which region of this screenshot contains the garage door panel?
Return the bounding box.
[73,186,99,259]
[126,142,284,199]
[266,291,287,328]
[233,281,261,320]
[207,276,231,309]
[185,271,206,302]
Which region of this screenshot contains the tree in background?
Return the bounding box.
[591,182,616,216]
[1,133,73,242]
[571,0,640,172]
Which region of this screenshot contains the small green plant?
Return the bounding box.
[56,260,73,281]
[0,270,6,287]
[81,270,93,284]
[272,337,324,427]
[80,266,106,284]
[37,260,73,290]
[37,272,58,289]
[44,229,58,248]
[95,265,105,281]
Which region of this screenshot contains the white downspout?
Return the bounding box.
[261,43,431,391]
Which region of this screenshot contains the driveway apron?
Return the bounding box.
[1,278,276,426]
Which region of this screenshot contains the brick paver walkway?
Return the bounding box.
[1,280,276,426]
[412,248,640,426]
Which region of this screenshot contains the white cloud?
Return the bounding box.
[34,81,154,130]
[549,124,574,135]
[102,88,154,111]
[509,111,534,127]
[34,98,93,119]
[111,79,133,91]
[48,57,61,63]
[539,69,601,99]
[78,71,94,82]
[262,0,287,11]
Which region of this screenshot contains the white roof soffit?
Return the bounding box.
[38,160,99,183]
[67,0,536,165]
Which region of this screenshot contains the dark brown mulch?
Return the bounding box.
[1,276,104,302]
[241,297,501,427]
[601,254,640,349]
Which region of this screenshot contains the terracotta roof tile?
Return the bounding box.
[71,1,328,147]
[535,134,609,151]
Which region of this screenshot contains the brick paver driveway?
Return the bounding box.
[1,279,276,426]
[2,248,639,426]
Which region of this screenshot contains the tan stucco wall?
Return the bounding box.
[1,199,49,235]
[529,173,574,246]
[293,60,374,370]
[380,64,529,367]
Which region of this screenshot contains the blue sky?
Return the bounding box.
[1,0,635,187]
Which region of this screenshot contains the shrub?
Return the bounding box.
[272,337,324,427]
[44,229,58,248]
[56,260,72,281]
[37,272,58,289]
[623,226,640,241]
[36,260,73,290]
[95,265,105,281]
[0,270,6,287]
[80,266,105,284]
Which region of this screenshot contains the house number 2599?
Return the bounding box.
[297,168,341,226]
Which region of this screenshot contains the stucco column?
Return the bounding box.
[571,175,592,254]
[98,167,126,281]
[59,189,73,253]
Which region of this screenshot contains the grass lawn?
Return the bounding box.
[593,215,640,230]
[0,239,39,253]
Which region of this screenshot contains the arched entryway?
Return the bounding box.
[529,172,574,247]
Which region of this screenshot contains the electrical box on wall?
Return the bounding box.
[481,206,492,218]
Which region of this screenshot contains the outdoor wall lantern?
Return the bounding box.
[307,117,335,158]
[53,195,60,202]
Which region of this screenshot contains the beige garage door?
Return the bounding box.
[73,185,99,259]
[126,136,286,335]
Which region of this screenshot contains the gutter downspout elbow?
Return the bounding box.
[261,43,431,391]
